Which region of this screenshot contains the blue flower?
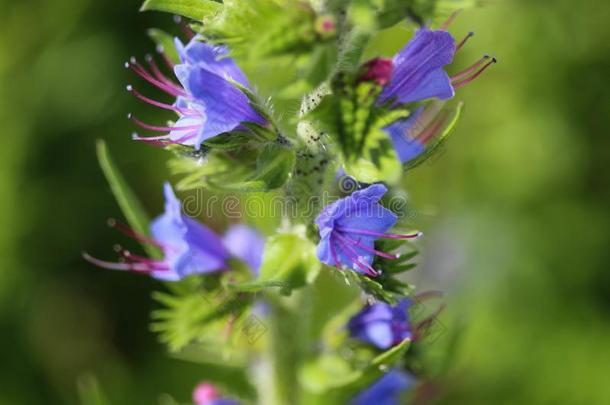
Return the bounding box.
[315,184,421,276]
[126,36,265,149]
[84,183,230,280]
[358,25,495,164]
[351,369,415,405]
[85,184,266,281]
[378,28,456,106]
[347,299,412,349]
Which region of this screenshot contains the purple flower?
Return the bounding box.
[126,36,265,149]
[372,27,495,107]
[84,183,230,281]
[347,299,412,349]
[315,184,421,277]
[378,28,456,105]
[84,184,266,280]
[223,224,266,274]
[358,24,495,164]
[351,369,415,405]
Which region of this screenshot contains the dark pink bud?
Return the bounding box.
[359,58,394,86]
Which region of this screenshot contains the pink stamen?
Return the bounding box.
[451,55,490,82]
[122,250,166,267]
[440,9,461,31]
[108,218,167,250]
[128,114,201,133]
[335,227,422,240]
[416,116,446,144]
[127,58,186,97]
[335,232,398,260]
[335,237,379,277]
[157,45,176,71]
[145,54,180,88]
[456,31,474,52]
[127,85,192,114]
[83,253,167,273]
[453,57,497,89]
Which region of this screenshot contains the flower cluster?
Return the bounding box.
[360,24,495,164]
[87,4,495,404]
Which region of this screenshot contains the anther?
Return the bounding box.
[456,31,475,52]
[126,85,133,92]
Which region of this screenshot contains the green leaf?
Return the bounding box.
[147,28,180,64]
[96,140,160,259]
[208,142,295,192]
[230,230,321,295]
[301,338,412,400]
[140,0,222,21]
[77,375,110,405]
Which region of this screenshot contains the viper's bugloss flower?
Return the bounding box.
[84,184,265,280]
[347,299,412,349]
[378,28,456,105]
[315,184,421,277]
[192,382,241,405]
[126,36,265,149]
[351,369,415,405]
[365,26,494,107]
[84,183,230,281]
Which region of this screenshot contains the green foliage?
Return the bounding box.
[169,139,295,192]
[151,277,254,354]
[230,230,321,295]
[307,75,405,183]
[147,28,181,64]
[96,140,161,259]
[77,375,110,405]
[140,0,222,21]
[300,338,411,402]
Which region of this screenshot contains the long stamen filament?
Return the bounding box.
[335,227,422,239]
[128,114,200,132]
[335,237,379,277]
[83,253,168,273]
[107,218,166,249]
[145,54,180,88]
[416,116,446,144]
[127,85,190,114]
[127,58,186,97]
[440,9,461,31]
[453,57,497,89]
[335,232,398,260]
[456,31,474,52]
[451,55,490,82]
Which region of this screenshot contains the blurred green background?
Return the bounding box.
[0,0,609,404]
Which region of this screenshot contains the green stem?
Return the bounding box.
[267,290,312,405]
